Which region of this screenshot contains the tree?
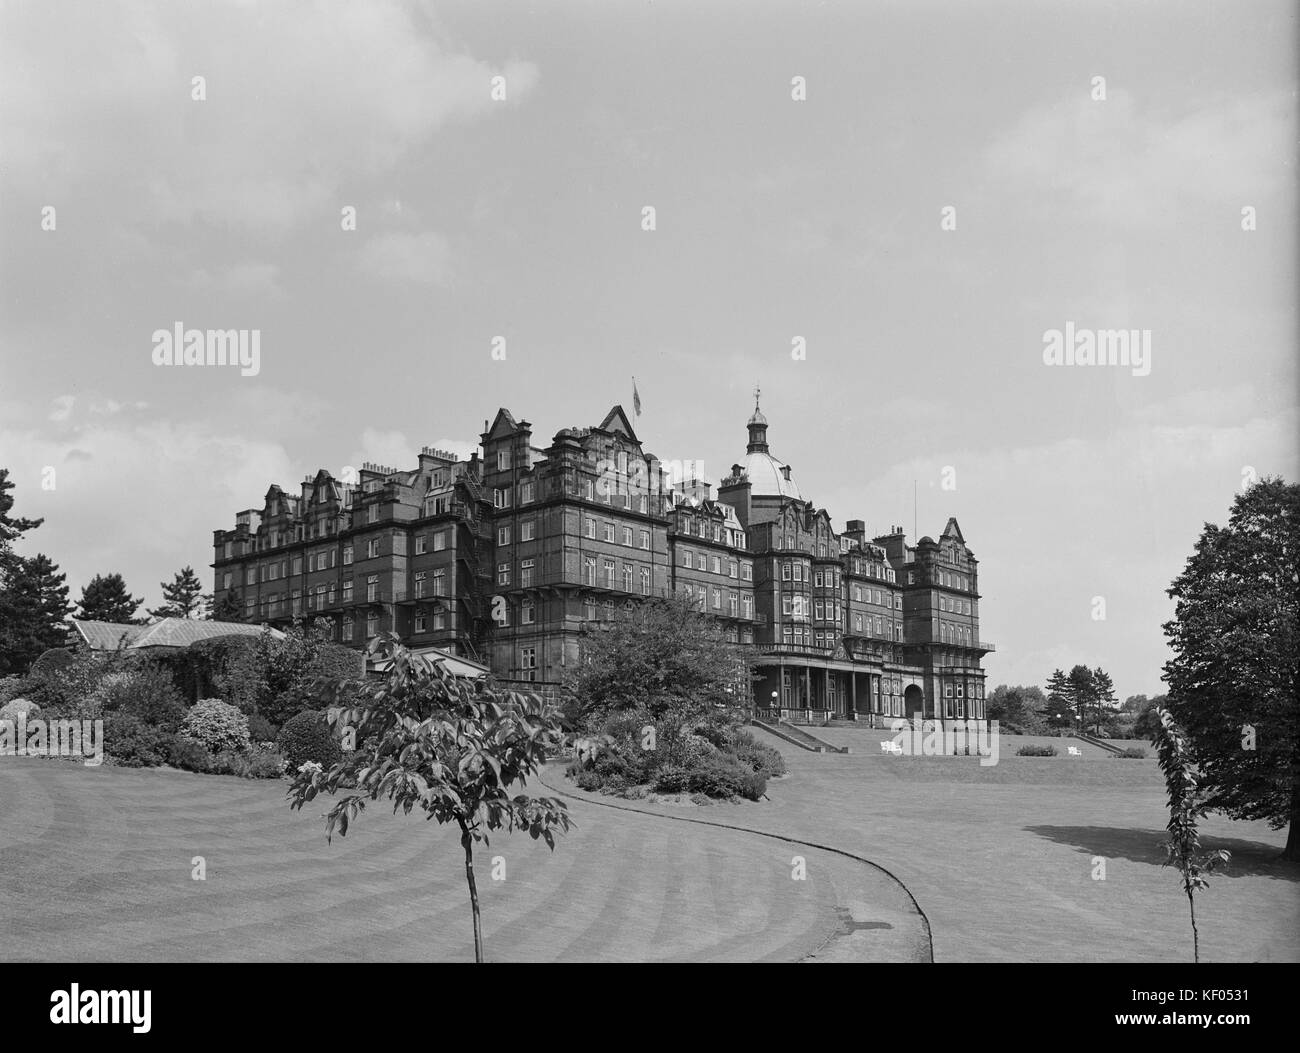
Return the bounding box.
[76,573,143,623]
[210,589,243,622]
[1162,477,1299,861]
[1066,665,1097,733]
[1044,669,1072,731]
[288,635,573,962]
[986,684,1049,733]
[150,565,207,619]
[0,469,48,674]
[1153,705,1230,962]
[0,553,72,675]
[1092,667,1117,736]
[564,594,753,727]
[1133,695,1166,741]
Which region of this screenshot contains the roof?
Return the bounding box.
[71,618,285,651]
[369,646,490,679]
[738,450,802,500]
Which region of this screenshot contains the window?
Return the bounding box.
[433,531,447,552]
[956,683,965,698]
[327,584,335,606]
[793,563,803,582]
[366,575,378,602]
[711,556,721,574]
[267,563,278,581]
[342,618,353,642]
[640,567,651,595]
[498,526,511,546]
[815,600,825,620]
[498,562,511,586]
[415,571,426,598]
[603,559,615,589]
[622,526,633,546]
[729,560,738,579]
[729,592,739,616]
[640,530,650,550]
[698,551,707,571]
[683,550,693,569]
[586,517,597,539]
[584,558,597,586]
[292,557,303,575]
[368,504,379,524]
[742,563,752,582]
[521,647,537,672]
[222,572,232,590]
[908,571,916,585]
[415,535,427,555]
[496,450,511,471]
[520,481,534,504]
[415,613,427,633]
[521,559,535,587]
[366,613,378,637]
[343,546,353,565]
[603,522,615,542]
[343,580,353,602]
[367,539,380,559]
[316,552,328,571]
[814,571,823,588]
[712,587,721,610]
[854,614,863,632]
[742,595,753,619]
[494,487,511,509]
[433,568,446,596]
[584,598,596,620]
[521,519,535,542]
[521,600,535,625]
[622,564,633,591]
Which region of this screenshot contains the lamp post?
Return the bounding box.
[771,690,780,724]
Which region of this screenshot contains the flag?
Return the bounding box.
[632,378,641,417]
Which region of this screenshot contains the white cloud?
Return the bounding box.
[357,231,452,286]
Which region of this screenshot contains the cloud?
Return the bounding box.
[357,231,452,286]
[0,1,539,234]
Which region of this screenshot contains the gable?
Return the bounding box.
[597,405,639,444]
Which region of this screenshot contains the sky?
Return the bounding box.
[1,0,1296,700]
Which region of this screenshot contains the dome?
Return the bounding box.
[748,406,767,427]
[740,450,802,500]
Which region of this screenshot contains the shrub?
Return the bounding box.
[277,710,342,771]
[1017,744,1058,757]
[246,746,286,779]
[653,763,690,793]
[104,714,170,767]
[208,750,252,777]
[91,661,188,731]
[574,769,603,792]
[729,730,786,778]
[246,711,278,744]
[181,699,251,754]
[0,697,40,722]
[165,736,214,773]
[687,754,766,800]
[1114,747,1148,759]
[0,676,26,704]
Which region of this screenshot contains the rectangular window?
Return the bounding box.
[712,587,721,610]
[711,556,721,574]
[521,519,535,542]
[622,564,633,591]
[342,619,353,642]
[222,572,232,590]
[521,600,535,625]
[521,559,535,587]
[366,575,378,602]
[498,562,511,586]
[494,487,511,509]
[498,526,511,546]
[433,531,447,552]
[584,558,597,586]
[415,535,427,555]
[585,599,596,621]
[729,560,738,579]
[343,546,353,565]
[367,613,379,637]
[640,567,651,595]
[497,450,510,471]
[604,522,615,543]
[640,530,650,551]
[432,611,445,630]
[742,563,752,581]
[415,613,427,633]
[603,559,615,589]
[433,568,446,595]
[367,539,380,559]
[683,550,693,569]
[742,595,753,619]
[414,571,426,599]
[520,481,533,504]
[622,526,633,546]
[292,557,303,576]
[343,580,353,602]
[793,564,803,583]
[814,571,823,588]
[586,517,597,539]
[729,592,738,616]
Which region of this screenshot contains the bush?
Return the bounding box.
[729,730,786,778]
[687,754,766,800]
[574,769,603,792]
[207,750,252,777]
[104,714,171,767]
[1017,744,1058,757]
[246,746,286,779]
[181,699,251,754]
[277,710,342,771]
[165,736,214,773]
[246,711,278,744]
[653,763,690,793]
[0,675,26,704]
[91,661,188,731]
[1114,747,1147,759]
[0,697,40,722]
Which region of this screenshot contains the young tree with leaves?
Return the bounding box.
[210,589,243,623]
[150,565,208,619]
[1153,706,1230,962]
[76,572,144,624]
[288,635,573,962]
[1163,477,1299,860]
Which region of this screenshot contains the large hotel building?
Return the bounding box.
[212,399,993,724]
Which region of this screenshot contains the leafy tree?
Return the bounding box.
[76,572,143,624]
[210,589,243,622]
[0,470,51,674]
[564,594,753,730]
[0,553,73,676]
[1162,477,1299,860]
[1153,706,1230,962]
[986,684,1049,733]
[150,565,208,619]
[217,621,362,724]
[1066,665,1097,733]
[1133,695,1166,741]
[288,635,573,962]
[1092,667,1117,736]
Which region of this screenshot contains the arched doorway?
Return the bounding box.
[903,684,925,720]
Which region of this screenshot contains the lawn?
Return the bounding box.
[0,757,923,963]
[546,726,1299,962]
